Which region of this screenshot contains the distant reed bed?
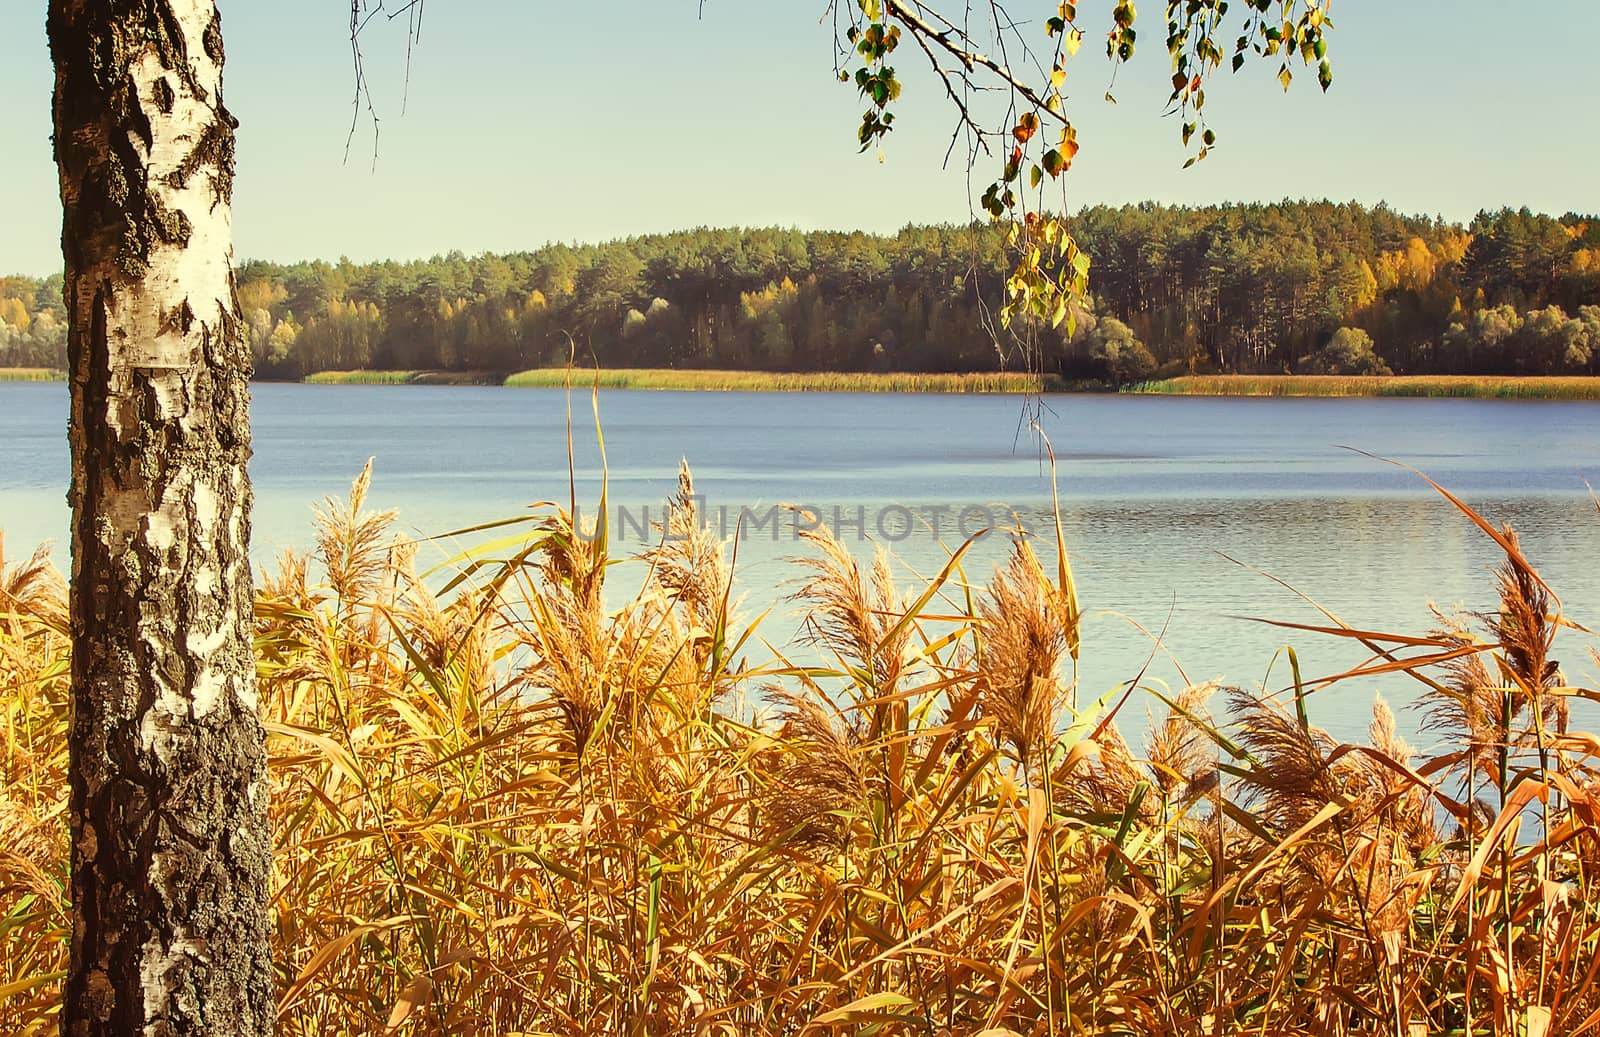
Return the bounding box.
[4,447,1598,1035]
[303,370,502,386]
[1132,373,1600,400]
[505,367,1067,393]
[303,369,419,384]
[0,368,64,382]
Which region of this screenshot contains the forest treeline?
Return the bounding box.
[4,201,1598,382]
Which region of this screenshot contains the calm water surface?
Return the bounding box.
[3,382,1598,743]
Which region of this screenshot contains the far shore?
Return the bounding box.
[1125,374,1600,401]
[298,369,1600,399]
[9,367,1600,400]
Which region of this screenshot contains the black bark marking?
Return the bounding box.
[202,10,224,66]
[165,116,234,205]
[126,73,154,153]
[153,77,174,115]
[148,195,192,246]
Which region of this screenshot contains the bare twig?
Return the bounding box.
[885,0,1067,125]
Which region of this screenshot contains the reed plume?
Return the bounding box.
[793,519,913,712]
[640,459,732,643]
[0,534,65,631]
[1147,680,1221,802]
[313,457,398,609]
[976,537,1072,777]
[762,684,868,852]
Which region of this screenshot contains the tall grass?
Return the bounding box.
[3,451,1599,1034]
[0,368,65,382]
[303,370,503,386]
[505,367,1070,393]
[303,369,421,384]
[1131,374,1600,400]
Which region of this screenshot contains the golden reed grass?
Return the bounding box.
[0,368,66,382]
[1131,374,1600,400]
[504,368,1066,393]
[303,370,503,386]
[3,459,1599,1035]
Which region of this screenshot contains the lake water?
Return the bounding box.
[4,381,1598,745]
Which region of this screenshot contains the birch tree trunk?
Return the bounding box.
[48,1,273,1033]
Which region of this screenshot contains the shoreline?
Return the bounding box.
[9,367,1600,400]
[286,370,1600,400]
[1123,374,1600,401]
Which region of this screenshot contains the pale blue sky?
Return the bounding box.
[1,1,1595,275]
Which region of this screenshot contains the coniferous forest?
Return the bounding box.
[3,201,1598,383]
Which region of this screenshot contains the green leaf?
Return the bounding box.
[813,991,913,1024]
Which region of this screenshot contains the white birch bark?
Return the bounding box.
[49,1,273,1033]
